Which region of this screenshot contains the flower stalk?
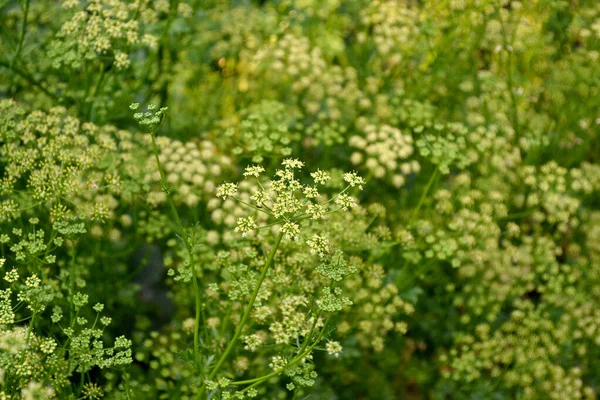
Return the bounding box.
[197,231,284,398]
[148,126,202,366]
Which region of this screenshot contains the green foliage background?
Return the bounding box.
[1,0,600,399]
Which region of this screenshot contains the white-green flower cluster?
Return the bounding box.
[350,124,418,187]
[48,0,159,70]
[2,0,600,399]
[227,100,300,163]
[141,138,231,207]
[216,159,365,247]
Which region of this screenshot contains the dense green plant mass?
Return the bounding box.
[1,0,600,399]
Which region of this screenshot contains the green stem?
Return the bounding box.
[410,165,439,224]
[69,245,77,320]
[123,371,132,400]
[231,310,324,387]
[13,315,32,323]
[78,371,85,397]
[0,60,61,102]
[497,6,520,142]
[219,303,233,338]
[230,310,325,389]
[197,231,284,398]
[238,316,330,393]
[232,197,273,216]
[149,130,201,366]
[324,184,351,206]
[25,312,36,344]
[296,309,323,355]
[85,64,109,120]
[12,0,30,67]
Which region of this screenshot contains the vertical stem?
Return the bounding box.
[497,6,520,142]
[25,312,36,344]
[410,165,439,224]
[69,245,77,321]
[85,64,109,120]
[78,371,85,396]
[157,0,180,107]
[149,130,201,366]
[197,231,285,399]
[123,371,132,400]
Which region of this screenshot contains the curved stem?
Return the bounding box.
[197,231,284,398]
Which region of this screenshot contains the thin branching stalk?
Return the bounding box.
[237,316,331,394]
[230,309,325,386]
[148,128,202,366]
[197,231,285,398]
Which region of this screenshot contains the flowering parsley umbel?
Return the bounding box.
[306,203,326,219]
[344,172,366,190]
[282,158,304,169]
[216,182,238,199]
[281,222,300,240]
[311,169,331,185]
[235,216,258,237]
[214,160,365,254]
[307,234,330,258]
[335,194,357,211]
[303,185,319,198]
[244,165,265,177]
[132,103,168,131]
